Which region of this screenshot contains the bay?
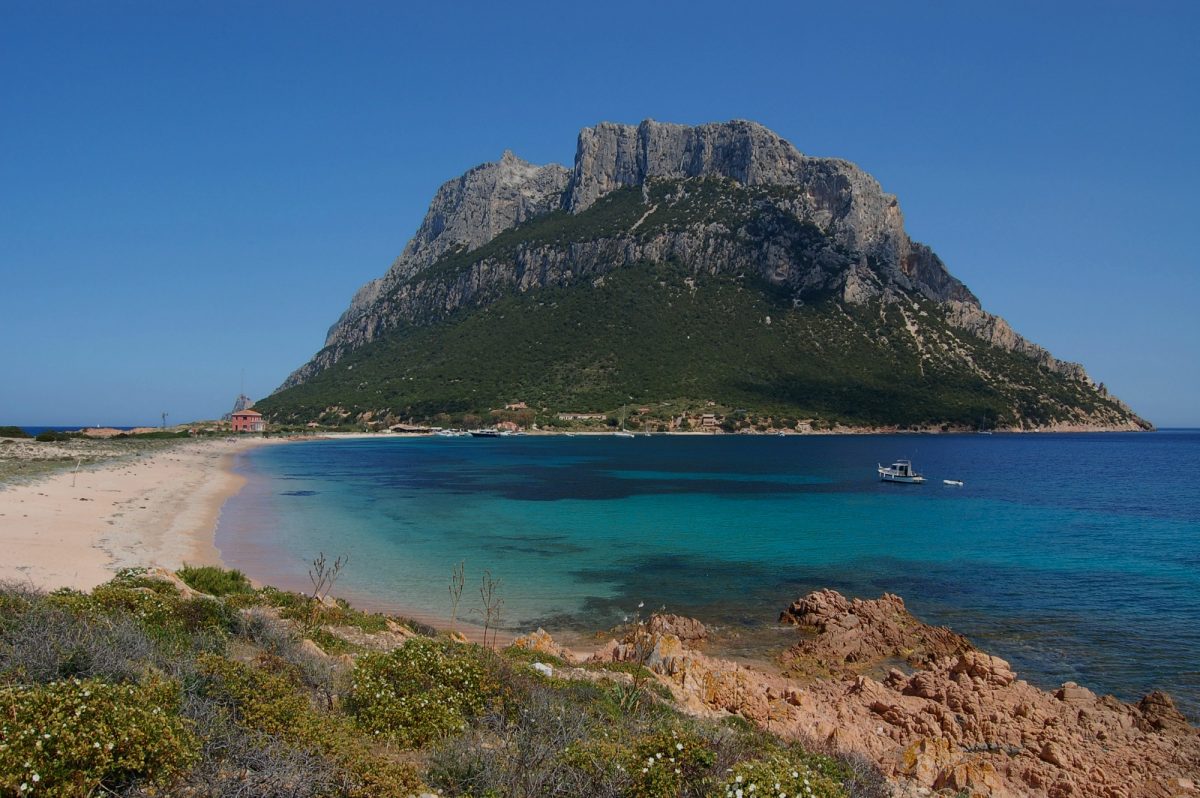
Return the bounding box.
[216,430,1200,718]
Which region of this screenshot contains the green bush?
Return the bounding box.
[33,431,70,442]
[0,426,31,438]
[626,726,716,798]
[176,565,253,597]
[347,638,496,747]
[197,653,421,796]
[0,677,197,796]
[720,752,847,798]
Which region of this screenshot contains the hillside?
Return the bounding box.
[260,120,1149,431]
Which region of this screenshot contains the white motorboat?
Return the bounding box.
[943,479,964,487]
[878,459,925,484]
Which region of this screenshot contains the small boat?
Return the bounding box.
[613,430,635,438]
[943,479,964,487]
[878,459,925,484]
[470,429,501,438]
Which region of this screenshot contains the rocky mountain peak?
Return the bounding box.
[390,152,570,281]
[566,118,807,212]
[324,150,570,342]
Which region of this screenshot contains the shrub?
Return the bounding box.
[235,606,299,655]
[0,677,198,796]
[0,426,31,438]
[176,565,253,596]
[430,685,629,798]
[626,726,717,798]
[85,583,237,640]
[719,752,847,798]
[33,430,70,442]
[347,638,496,747]
[196,653,420,796]
[0,597,155,684]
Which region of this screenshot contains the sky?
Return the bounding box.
[1,1,1197,427]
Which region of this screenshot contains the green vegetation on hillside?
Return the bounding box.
[260,260,1127,429]
[0,568,883,797]
[263,173,1138,430]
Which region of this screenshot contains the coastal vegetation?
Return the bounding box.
[0,567,880,797]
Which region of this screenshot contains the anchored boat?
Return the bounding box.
[878,459,925,484]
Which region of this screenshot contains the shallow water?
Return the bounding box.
[217,430,1200,718]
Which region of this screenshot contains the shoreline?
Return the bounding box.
[309,422,1155,439]
[0,436,279,591]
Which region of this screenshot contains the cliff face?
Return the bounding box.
[567,120,926,273]
[323,152,570,364]
[270,119,1148,431]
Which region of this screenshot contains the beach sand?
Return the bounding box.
[0,436,275,591]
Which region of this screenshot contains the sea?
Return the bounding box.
[216,430,1200,719]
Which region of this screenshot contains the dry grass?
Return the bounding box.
[0,436,189,484]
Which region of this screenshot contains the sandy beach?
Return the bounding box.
[0,436,276,591]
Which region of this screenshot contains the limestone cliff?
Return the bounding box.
[269,119,1149,431]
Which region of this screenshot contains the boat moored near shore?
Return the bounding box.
[878,459,925,484]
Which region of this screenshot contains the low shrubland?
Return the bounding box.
[0,567,885,797]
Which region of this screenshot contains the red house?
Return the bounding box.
[231,409,265,433]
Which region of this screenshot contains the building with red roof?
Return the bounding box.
[231,409,265,433]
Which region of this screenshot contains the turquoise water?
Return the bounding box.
[216,431,1200,717]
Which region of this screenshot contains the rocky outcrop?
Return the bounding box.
[586,591,1199,797]
[779,589,973,677]
[647,613,708,645]
[511,627,576,663]
[565,119,958,291]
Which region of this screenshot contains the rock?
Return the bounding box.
[950,651,1016,687]
[635,588,1200,798]
[531,662,553,678]
[1040,741,1067,767]
[1136,690,1194,735]
[324,624,411,652]
[511,628,574,663]
[1055,681,1097,704]
[646,613,707,644]
[779,589,973,677]
[898,737,957,784]
[588,639,620,664]
[932,758,1005,796]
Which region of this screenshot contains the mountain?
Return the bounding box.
[259,120,1149,432]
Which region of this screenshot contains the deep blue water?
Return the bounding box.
[217,431,1200,718]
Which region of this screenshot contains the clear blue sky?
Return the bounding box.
[2,1,1197,427]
